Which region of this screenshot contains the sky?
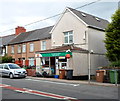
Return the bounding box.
[0,0,119,36]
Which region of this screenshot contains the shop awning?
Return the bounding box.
[39,52,72,57]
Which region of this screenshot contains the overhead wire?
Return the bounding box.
[0,0,102,34]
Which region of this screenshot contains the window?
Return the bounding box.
[41,57,49,66]
[0,65,3,69]
[22,44,26,53]
[41,41,46,50]
[18,45,21,53]
[8,64,21,69]
[29,58,34,66]
[4,65,9,70]
[11,46,14,54]
[64,31,73,44]
[30,43,34,52]
[83,31,86,40]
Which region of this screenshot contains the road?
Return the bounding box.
[0,77,119,101]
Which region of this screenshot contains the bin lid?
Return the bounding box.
[59,69,66,71]
[96,70,105,72]
[66,69,73,71]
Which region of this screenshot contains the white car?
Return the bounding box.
[0,63,27,79]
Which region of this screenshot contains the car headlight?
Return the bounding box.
[14,71,18,74]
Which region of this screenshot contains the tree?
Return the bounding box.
[104,9,120,62]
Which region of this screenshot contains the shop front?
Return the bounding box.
[35,51,72,76]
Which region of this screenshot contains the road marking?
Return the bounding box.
[0,84,11,87]
[25,78,80,87]
[1,83,79,100]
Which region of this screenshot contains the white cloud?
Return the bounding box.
[0,16,56,36]
[14,16,55,26]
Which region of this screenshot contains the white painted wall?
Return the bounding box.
[90,54,109,75]
[51,9,88,50]
[88,28,106,54]
[72,53,88,76]
[71,52,109,76]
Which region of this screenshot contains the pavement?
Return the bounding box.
[26,76,119,87]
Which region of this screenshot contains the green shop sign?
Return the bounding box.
[40,52,72,57]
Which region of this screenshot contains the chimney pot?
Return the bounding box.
[15,26,26,35]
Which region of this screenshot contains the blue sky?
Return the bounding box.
[0,0,119,36]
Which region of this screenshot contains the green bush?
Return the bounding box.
[109,60,120,67]
[2,55,13,63]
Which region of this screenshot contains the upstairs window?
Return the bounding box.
[41,41,46,50]
[11,46,14,54]
[22,44,26,53]
[64,31,73,44]
[30,43,34,52]
[18,45,21,53]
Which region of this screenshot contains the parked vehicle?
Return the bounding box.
[0,63,27,79]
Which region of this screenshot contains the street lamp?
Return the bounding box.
[88,50,93,84]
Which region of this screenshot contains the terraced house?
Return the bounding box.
[0,34,15,56]
[7,7,109,77]
[7,26,53,67]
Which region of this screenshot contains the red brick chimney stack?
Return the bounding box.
[15,26,26,35]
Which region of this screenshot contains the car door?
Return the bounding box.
[0,64,3,76]
[3,65,10,76]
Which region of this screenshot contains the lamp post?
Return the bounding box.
[88,50,93,84]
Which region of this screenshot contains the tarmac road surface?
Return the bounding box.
[0,77,119,101]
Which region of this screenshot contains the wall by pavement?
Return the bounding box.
[71,52,109,76]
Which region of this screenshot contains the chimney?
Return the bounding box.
[15,26,26,35]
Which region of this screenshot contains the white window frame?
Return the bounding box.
[18,45,21,53]
[30,43,34,52]
[22,44,26,53]
[29,57,34,66]
[11,46,14,54]
[64,31,73,44]
[41,41,46,50]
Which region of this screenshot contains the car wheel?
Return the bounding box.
[9,73,14,79]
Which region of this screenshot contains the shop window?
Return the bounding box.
[41,57,49,66]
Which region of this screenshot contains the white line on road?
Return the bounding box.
[2,84,78,100]
[25,78,80,87]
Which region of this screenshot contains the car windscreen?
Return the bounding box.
[8,64,21,69]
